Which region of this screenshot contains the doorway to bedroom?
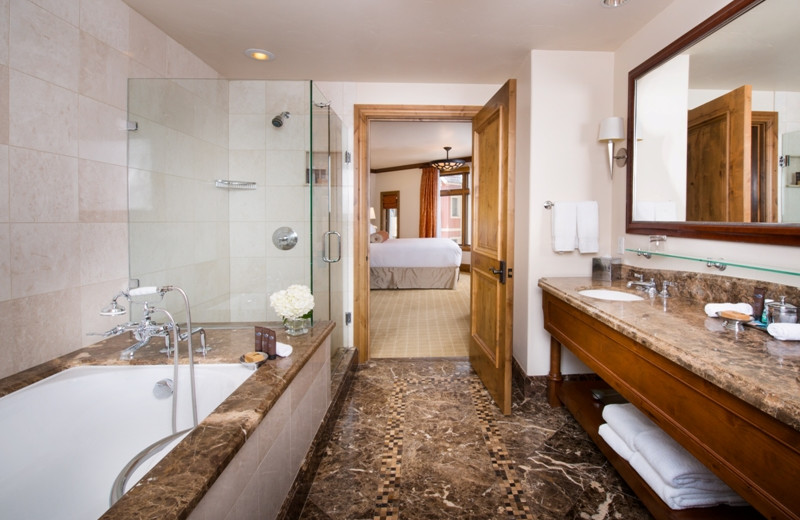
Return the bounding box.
[363,111,475,359]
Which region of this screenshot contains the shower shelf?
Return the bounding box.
[215,179,256,190]
[625,248,800,277]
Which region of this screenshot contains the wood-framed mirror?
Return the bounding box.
[625,0,800,246]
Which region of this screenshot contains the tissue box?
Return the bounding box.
[592,257,622,281]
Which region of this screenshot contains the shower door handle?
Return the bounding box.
[323,231,341,263]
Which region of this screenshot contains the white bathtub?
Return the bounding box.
[0,364,255,520]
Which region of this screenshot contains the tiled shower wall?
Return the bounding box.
[0,0,219,379]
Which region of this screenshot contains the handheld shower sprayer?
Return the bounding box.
[272,111,290,127]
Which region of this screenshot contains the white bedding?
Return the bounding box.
[369,238,462,268]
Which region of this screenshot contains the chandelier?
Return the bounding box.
[430,146,465,172]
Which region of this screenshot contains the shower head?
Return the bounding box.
[272,111,290,127]
[100,292,128,316]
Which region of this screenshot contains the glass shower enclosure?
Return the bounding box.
[127,79,345,354]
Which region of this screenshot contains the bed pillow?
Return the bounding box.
[377,230,389,242]
[369,232,384,243]
[369,223,378,234]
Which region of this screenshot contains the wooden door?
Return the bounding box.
[686,85,751,221]
[470,80,515,415]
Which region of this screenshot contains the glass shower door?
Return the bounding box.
[310,84,345,354]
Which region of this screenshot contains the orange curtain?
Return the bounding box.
[419,167,439,237]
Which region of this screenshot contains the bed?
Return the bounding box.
[369,238,463,289]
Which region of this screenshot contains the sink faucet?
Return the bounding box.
[627,277,657,297]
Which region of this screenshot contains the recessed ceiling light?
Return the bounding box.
[245,48,274,61]
[602,0,629,7]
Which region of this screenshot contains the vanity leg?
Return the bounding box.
[547,336,564,407]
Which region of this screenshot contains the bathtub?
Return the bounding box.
[0,363,255,520]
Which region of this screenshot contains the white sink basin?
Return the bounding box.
[578,289,644,302]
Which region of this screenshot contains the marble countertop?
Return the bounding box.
[0,321,334,520]
[539,277,800,432]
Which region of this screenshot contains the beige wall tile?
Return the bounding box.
[11,222,80,297]
[0,0,9,66]
[165,37,217,79]
[9,0,79,90]
[128,9,166,76]
[0,144,7,221]
[9,146,78,222]
[79,31,128,110]
[0,223,9,301]
[77,94,127,165]
[229,81,266,115]
[78,159,127,223]
[0,65,8,144]
[80,222,128,285]
[26,0,78,25]
[78,0,128,53]
[9,70,78,156]
[0,287,82,378]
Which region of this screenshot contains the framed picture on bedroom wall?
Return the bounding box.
[305,152,328,185]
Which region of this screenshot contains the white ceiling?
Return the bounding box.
[122,0,675,85]
[121,0,677,170]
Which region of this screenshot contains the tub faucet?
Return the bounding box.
[116,302,173,360]
[627,277,657,298]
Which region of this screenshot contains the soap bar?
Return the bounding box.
[244,351,265,363]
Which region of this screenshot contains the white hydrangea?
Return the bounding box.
[270,284,315,320]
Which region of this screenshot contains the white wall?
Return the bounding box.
[613,0,800,287]
[518,50,616,376]
[370,169,422,238]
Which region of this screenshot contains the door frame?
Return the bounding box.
[354,104,482,363]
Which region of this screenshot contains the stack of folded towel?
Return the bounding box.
[598,403,747,510]
[703,302,753,318]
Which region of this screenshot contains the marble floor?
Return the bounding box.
[297,359,651,520]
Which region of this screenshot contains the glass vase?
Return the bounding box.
[284,318,309,336]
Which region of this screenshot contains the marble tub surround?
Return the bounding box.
[539,277,800,432]
[299,359,651,519]
[0,322,335,520]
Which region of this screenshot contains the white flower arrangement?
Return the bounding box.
[270,284,315,321]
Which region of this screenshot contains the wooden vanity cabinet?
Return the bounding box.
[543,291,800,520]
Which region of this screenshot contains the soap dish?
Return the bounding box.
[239,352,268,370]
[717,310,751,332]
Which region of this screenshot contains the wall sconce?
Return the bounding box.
[597,117,628,178]
[369,207,376,220]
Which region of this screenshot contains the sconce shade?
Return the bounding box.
[598,117,625,141]
[369,207,376,220]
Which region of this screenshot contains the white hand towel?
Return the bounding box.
[601,403,658,451]
[632,428,734,492]
[629,452,748,509]
[276,341,293,357]
[598,423,634,461]
[576,201,599,253]
[703,303,753,318]
[633,201,656,221]
[551,202,577,252]
[767,323,800,341]
[654,201,677,221]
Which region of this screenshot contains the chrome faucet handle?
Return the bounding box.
[633,273,644,282]
[659,280,675,298]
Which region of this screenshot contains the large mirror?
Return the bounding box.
[626,0,800,245]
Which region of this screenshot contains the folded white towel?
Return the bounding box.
[576,201,599,253]
[276,341,293,357]
[632,428,733,492]
[767,323,800,341]
[703,302,753,318]
[601,403,658,451]
[551,201,577,252]
[598,423,634,461]
[629,452,748,509]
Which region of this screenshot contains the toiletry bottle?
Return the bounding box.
[255,328,263,352]
[263,327,277,359]
[752,287,766,321]
[762,299,773,324]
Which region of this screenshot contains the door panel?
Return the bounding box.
[470,80,516,415]
[686,85,751,222]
